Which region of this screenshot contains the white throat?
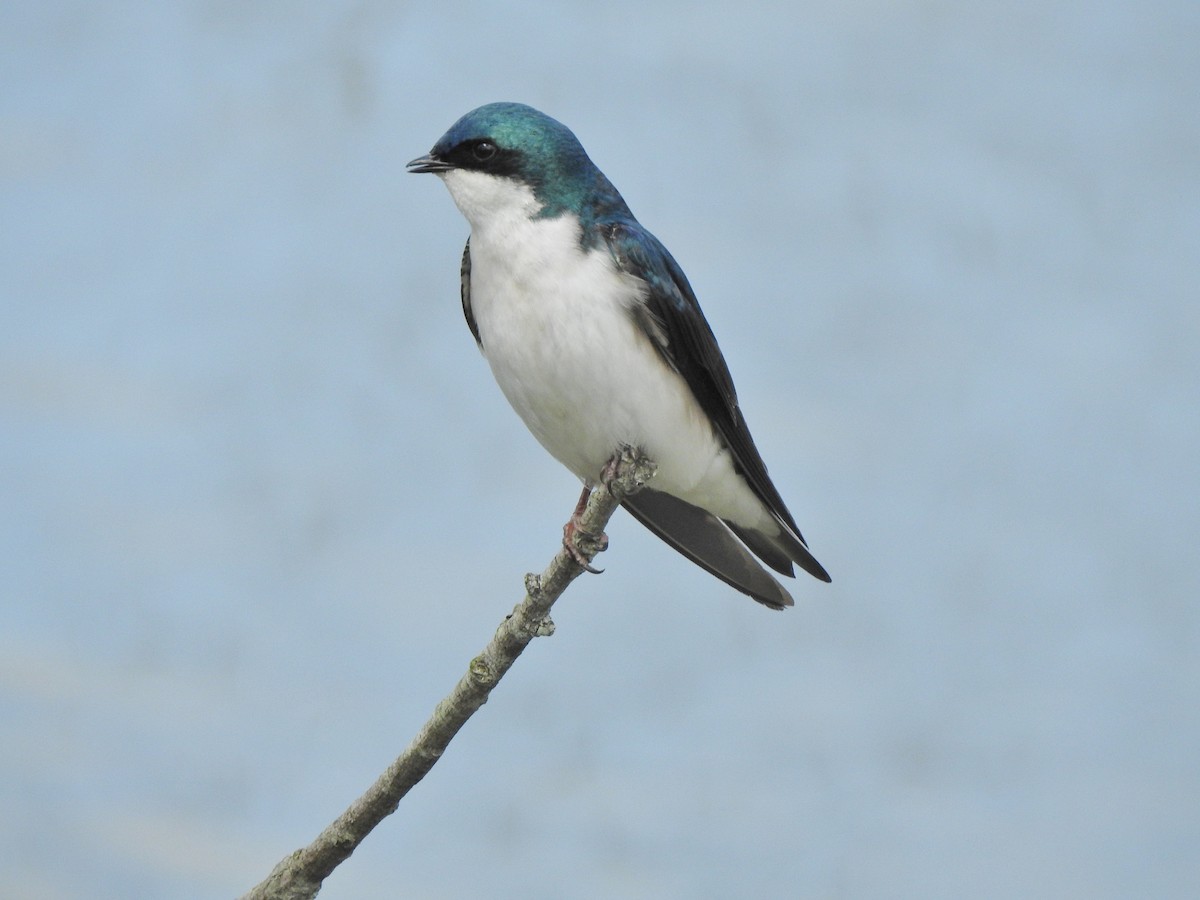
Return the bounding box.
[439,169,542,234]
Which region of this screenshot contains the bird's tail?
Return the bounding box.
[622,489,794,609]
[727,520,831,583]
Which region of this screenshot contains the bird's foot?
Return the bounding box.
[598,444,654,496]
[599,452,624,488]
[563,516,608,574]
[562,484,608,574]
[560,449,653,574]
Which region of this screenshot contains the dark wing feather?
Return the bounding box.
[460,238,481,346]
[602,221,830,583]
[623,490,793,609]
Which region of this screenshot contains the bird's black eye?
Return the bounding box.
[472,140,498,161]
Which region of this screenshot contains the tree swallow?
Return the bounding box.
[408,102,830,609]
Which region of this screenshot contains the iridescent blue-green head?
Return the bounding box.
[407,102,629,227]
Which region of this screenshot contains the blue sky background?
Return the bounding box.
[2,2,1197,897]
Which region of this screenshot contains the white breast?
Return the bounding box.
[439,169,771,529]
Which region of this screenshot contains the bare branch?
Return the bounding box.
[240,447,656,900]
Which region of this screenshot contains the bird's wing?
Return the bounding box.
[460,238,482,346]
[602,220,830,583]
[622,489,793,609]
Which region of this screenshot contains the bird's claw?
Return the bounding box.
[559,448,642,574]
[599,445,639,490]
[599,454,623,488]
[562,517,608,574]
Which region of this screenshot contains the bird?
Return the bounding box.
[407,102,830,609]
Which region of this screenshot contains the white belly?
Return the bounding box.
[465,211,769,529]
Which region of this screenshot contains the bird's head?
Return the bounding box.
[408,102,626,228]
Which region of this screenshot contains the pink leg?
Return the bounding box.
[562,483,608,574]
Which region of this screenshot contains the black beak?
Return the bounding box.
[406,154,454,174]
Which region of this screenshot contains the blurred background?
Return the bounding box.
[2,2,1197,897]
